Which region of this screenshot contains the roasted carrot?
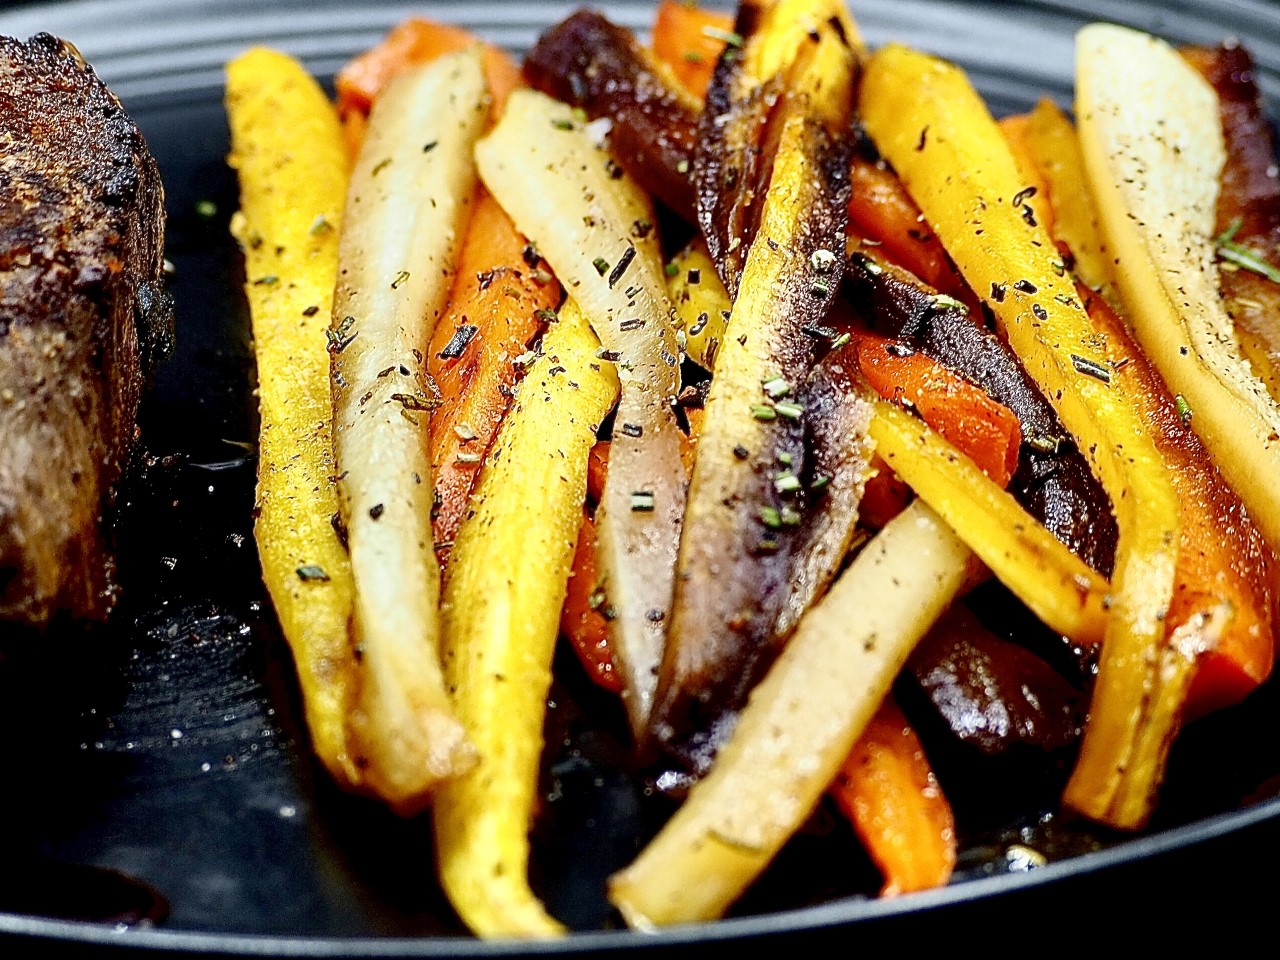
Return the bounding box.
[1083,287,1277,718]
[1008,94,1278,718]
[848,328,1023,488]
[587,441,610,506]
[651,0,734,99]
[560,512,621,693]
[831,694,956,897]
[860,458,913,530]
[333,26,560,554]
[427,191,559,550]
[563,414,704,692]
[336,18,522,126]
[848,158,960,295]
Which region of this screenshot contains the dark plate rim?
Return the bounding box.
[4,0,1280,952]
[3,793,1278,955]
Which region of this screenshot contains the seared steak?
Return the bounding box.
[0,33,172,624]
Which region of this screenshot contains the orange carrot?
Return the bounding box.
[587,441,610,506]
[335,18,522,124]
[848,328,1023,487]
[332,26,560,553]
[1008,101,1277,717]
[561,511,622,693]
[849,158,961,295]
[565,415,703,691]
[860,457,913,530]
[651,0,734,99]
[831,695,957,897]
[1082,287,1277,717]
[427,190,560,549]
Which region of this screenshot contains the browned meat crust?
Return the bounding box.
[0,33,172,625]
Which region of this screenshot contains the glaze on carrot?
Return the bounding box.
[1083,287,1277,718]
[427,191,559,550]
[848,158,960,294]
[831,695,956,897]
[560,511,621,693]
[848,328,1023,488]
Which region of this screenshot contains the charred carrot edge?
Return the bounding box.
[650,0,734,100]
[427,190,559,550]
[830,694,956,897]
[848,328,1022,487]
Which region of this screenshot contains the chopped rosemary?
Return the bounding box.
[437,323,479,359]
[809,248,838,273]
[608,246,637,287]
[1215,217,1280,284]
[1069,354,1112,385]
[702,25,744,47]
[391,393,437,411]
[630,490,656,512]
[761,376,792,399]
[780,506,803,527]
[774,472,802,494]
[773,400,805,420]
[930,293,967,312]
[750,404,777,421]
[1175,394,1193,427]
[551,117,575,130]
[326,315,357,354]
[534,308,559,323]
[592,256,610,276]
[665,261,680,277]
[1026,435,1061,455]
[759,506,783,529]
[296,564,330,582]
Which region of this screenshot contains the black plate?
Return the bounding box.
[3,0,1280,955]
